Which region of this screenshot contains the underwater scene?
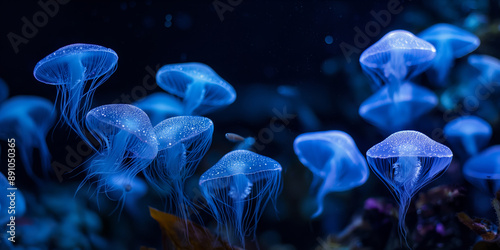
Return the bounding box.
[1,0,500,249]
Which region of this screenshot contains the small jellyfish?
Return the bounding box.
[83,104,158,202]
[225,133,255,150]
[105,173,148,216]
[0,78,9,103]
[133,92,183,125]
[359,81,438,133]
[366,131,452,246]
[463,145,500,195]
[419,23,480,86]
[156,62,236,115]
[293,130,369,218]
[444,116,491,157]
[0,172,26,225]
[199,150,282,247]
[0,96,56,180]
[360,30,436,99]
[468,54,500,85]
[33,44,118,146]
[145,116,213,221]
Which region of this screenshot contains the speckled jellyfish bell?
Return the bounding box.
[359,81,438,133]
[463,145,500,195]
[419,23,480,86]
[83,104,158,202]
[33,43,118,146]
[360,30,436,99]
[444,116,492,157]
[468,54,500,85]
[0,96,56,180]
[199,150,282,247]
[133,92,184,126]
[293,130,369,218]
[156,62,236,115]
[366,130,452,247]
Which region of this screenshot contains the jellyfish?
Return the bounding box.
[156,62,236,115]
[366,130,452,245]
[145,116,213,221]
[444,116,491,157]
[468,54,500,85]
[133,92,183,126]
[33,43,118,146]
[199,150,282,247]
[293,130,369,218]
[360,30,436,99]
[82,104,158,202]
[225,133,256,150]
[463,145,500,195]
[0,172,26,225]
[359,81,438,133]
[105,173,148,216]
[0,78,8,103]
[0,96,56,180]
[418,23,480,86]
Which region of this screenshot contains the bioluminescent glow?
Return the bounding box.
[463,145,500,195]
[133,92,183,125]
[444,115,491,157]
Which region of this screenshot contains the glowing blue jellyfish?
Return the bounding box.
[444,116,491,157]
[0,78,8,103]
[83,104,158,200]
[0,96,56,180]
[359,82,438,133]
[225,133,256,150]
[360,30,436,99]
[156,62,236,115]
[419,23,480,86]
[366,131,452,245]
[105,173,148,215]
[133,92,183,126]
[463,146,500,195]
[293,130,369,218]
[468,54,500,85]
[0,172,26,225]
[145,116,213,220]
[199,150,282,247]
[33,43,118,146]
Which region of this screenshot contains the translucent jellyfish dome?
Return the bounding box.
[463,145,500,195]
[419,23,480,86]
[468,54,500,85]
[366,130,452,246]
[359,82,438,133]
[0,78,9,103]
[293,130,369,217]
[83,104,158,201]
[444,116,491,157]
[360,30,436,98]
[199,150,282,247]
[33,43,118,146]
[156,62,236,115]
[0,96,56,180]
[133,92,183,125]
[105,173,148,215]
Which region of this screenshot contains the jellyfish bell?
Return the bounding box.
[366,130,452,246]
[199,150,282,247]
[359,81,438,133]
[105,173,148,215]
[0,96,56,180]
[293,130,369,218]
[360,30,436,99]
[468,54,500,85]
[33,43,118,146]
[463,145,500,195]
[133,92,183,126]
[419,23,480,86]
[156,62,236,115]
[444,116,491,157]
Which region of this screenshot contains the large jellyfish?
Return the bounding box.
[133,92,183,126]
[33,43,118,146]
[366,130,452,246]
[0,78,8,103]
[82,104,158,202]
[418,23,480,86]
[468,54,500,85]
[444,116,491,157]
[199,150,282,247]
[0,96,56,180]
[463,145,500,195]
[293,130,369,218]
[359,81,438,133]
[156,62,236,115]
[360,30,436,99]
[145,116,213,220]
